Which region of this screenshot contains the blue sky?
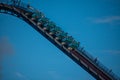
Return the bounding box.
[0,0,120,80]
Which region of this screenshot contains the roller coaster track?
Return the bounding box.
[0,2,120,80]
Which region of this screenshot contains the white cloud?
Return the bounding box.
[89,16,120,24]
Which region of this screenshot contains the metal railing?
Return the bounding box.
[77,47,120,80]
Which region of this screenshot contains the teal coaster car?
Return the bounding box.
[49,26,62,35]
[68,40,80,50]
[42,21,56,31]
[55,31,68,41]
[32,11,45,22]
[61,36,74,45]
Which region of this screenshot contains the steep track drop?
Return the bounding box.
[0,1,120,80]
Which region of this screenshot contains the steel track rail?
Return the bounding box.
[0,3,119,80]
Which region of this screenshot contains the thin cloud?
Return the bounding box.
[102,50,120,54]
[48,71,61,79]
[15,72,30,80]
[92,50,120,54]
[89,16,120,24]
[16,72,24,78]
